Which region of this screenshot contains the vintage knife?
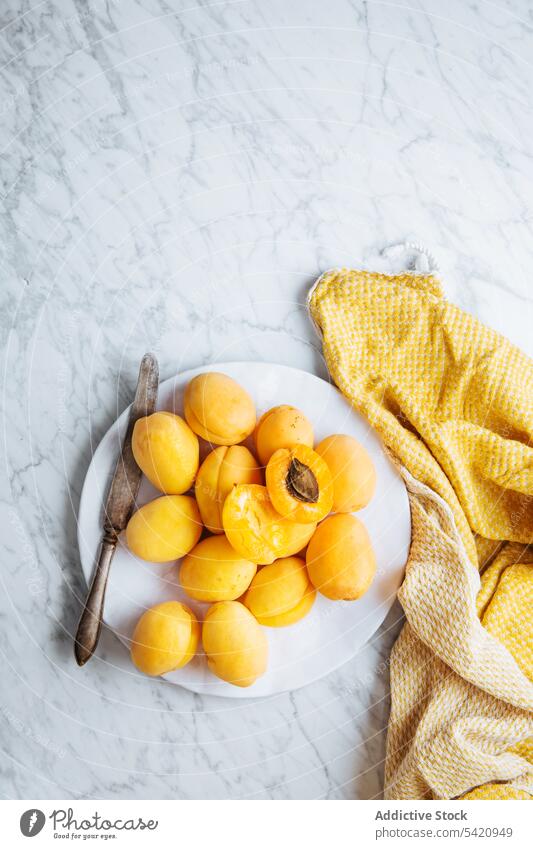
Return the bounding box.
[74,353,159,666]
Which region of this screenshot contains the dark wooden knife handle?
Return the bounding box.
[74,530,118,666]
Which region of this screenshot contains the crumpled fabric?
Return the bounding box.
[308,267,533,799]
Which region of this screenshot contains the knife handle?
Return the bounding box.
[74,530,118,666]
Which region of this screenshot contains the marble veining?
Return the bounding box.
[1,0,532,799]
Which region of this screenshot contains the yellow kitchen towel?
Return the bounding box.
[308,267,533,800]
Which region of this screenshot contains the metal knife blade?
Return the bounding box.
[104,352,159,532]
[74,352,159,666]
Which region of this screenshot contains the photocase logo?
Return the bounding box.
[20,809,45,837]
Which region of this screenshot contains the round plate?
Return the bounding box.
[78,362,410,697]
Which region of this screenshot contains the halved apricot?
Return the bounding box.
[266,444,333,523]
[195,445,262,533]
[222,484,316,565]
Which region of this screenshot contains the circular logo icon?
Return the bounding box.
[20,810,46,837]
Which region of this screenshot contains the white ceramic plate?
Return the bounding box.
[78,362,410,697]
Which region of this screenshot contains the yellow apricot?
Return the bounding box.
[130,601,199,676]
[243,556,316,627]
[315,434,376,512]
[266,444,333,523]
[258,584,316,627]
[184,372,256,445]
[306,514,376,601]
[202,601,268,687]
[195,445,262,533]
[180,536,256,602]
[132,411,199,494]
[126,495,202,562]
[254,405,314,466]
[222,484,316,565]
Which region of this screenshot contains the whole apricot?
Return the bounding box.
[184,372,256,445]
[266,444,333,523]
[315,434,376,512]
[243,556,316,627]
[180,536,256,602]
[130,601,199,676]
[306,514,376,600]
[254,405,314,466]
[202,601,268,687]
[195,445,262,533]
[132,411,199,494]
[126,495,202,562]
[222,484,316,565]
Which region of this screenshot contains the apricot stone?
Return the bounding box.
[130,601,199,676]
[243,556,316,627]
[195,445,262,533]
[306,514,376,601]
[222,484,316,565]
[184,372,256,445]
[180,535,256,603]
[126,495,202,562]
[132,411,199,494]
[202,601,268,687]
[315,434,376,512]
[254,405,314,466]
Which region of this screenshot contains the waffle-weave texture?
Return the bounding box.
[308,268,533,799]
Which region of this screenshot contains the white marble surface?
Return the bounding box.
[1,0,531,800]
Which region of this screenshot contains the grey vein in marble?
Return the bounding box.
[1,0,532,800]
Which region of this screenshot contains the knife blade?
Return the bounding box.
[103,353,159,533]
[74,352,159,666]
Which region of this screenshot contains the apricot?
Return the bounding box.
[195,445,262,533]
[243,556,316,627]
[130,601,199,676]
[202,601,268,687]
[266,444,333,523]
[126,495,202,562]
[306,514,376,600]
[132,411,199,494]
[254,405,314,466]
[184,372,256,445]
[315,434,376,512]
[222,484,316,565]
[180,536,256,602]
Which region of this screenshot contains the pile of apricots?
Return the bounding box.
[126,371,377,688]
